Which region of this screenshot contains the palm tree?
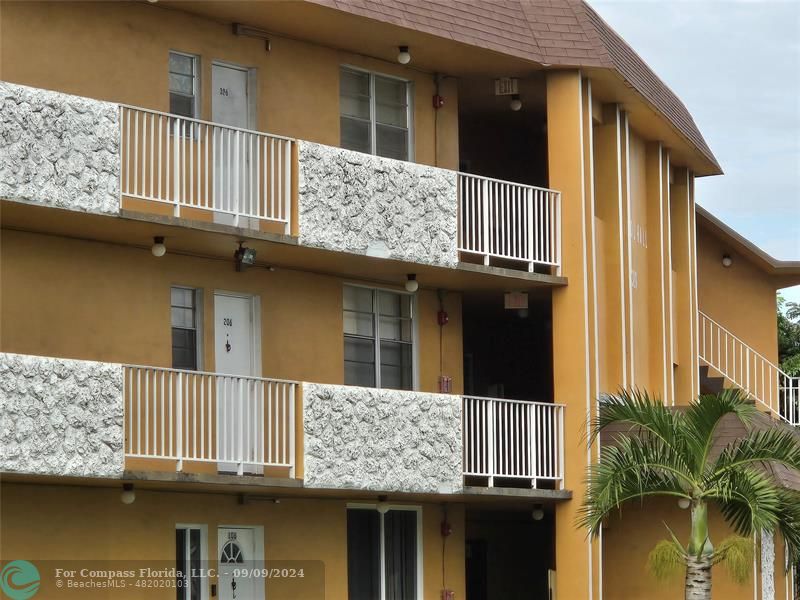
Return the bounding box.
[580,389,800,600]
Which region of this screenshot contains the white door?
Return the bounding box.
[214,292,261,474]
[218,527,261,600]
[212,63,250,226]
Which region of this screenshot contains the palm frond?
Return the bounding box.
[579,435,693,535]
[711,468,782,535]
[711,535,753,583]
[683,389,756,476]
[648,538,687,581]
[592,389,685,451]
[775,489,800,568]
[712,428,800,478]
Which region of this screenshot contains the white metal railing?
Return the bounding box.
[123,365,297,476]
[120,106,294,232]
[457,173,561,272]
[462,396,565,488]
[698,312,800,425]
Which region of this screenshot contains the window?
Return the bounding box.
[340,67,412,160]
[176,525,207,600]
[171,287,201,370]
[344,286,414,390]
[169,51,198,119]
[347,507,419,600]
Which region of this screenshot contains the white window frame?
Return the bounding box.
[339,65,415,161]
[343,283,418,391]
[171,285,204,371]
[346,504,424,600]
[175,523,209,600]
[169,50,200,120]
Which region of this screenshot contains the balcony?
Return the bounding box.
[0,353,565,493]
[1,81,562,277]
[120,106,294,234]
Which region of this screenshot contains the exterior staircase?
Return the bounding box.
[699,311,799,426]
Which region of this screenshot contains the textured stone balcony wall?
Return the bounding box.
[302,383,462,494]
[0,353,124,478]
[0,81,120,215]
[298,141,459,268]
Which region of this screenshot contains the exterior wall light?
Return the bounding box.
[121,483,136,505]
[722,254,733,268]
[397,46,411,65]
[532,504,544,521]
[509,94,522,111]
[405,274,419,293]
[234,242,257,271]
[678,498,691,509]
[151,236,166,257]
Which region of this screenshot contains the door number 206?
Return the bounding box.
[223,317,233,326]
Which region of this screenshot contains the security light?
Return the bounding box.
[405,274,419,293]
[151,236,166,257]
[722,254,733,268]
[234,242,257,271]
[397,46,411,65]
[510,94,522,111]
[121,483,136,505]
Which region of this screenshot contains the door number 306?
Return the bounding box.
[219,87,230,96]
[223,317,233,326]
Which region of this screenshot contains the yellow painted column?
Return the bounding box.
[645,142,670,404]
[670,167,697,404]
[547,69,600,600]
[593,104,628,391]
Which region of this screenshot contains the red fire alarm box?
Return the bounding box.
[441,591,455,600]
[438,375,452,394]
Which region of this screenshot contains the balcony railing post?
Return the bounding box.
[172,118,181,217]
[481,179,490,265]
[526,188,535,272]
[530,402,538,488]
[284,140,292,235]
[558,406,565,489]
[288,383,296,479]
[175,372,183,472]
[486,399,495,487]
[555,192,562,275]
[237,378,245,476]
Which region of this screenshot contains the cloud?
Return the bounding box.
[591,0,800,261]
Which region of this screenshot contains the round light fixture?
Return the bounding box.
[510,94,522,111]
[397,46,411,65]
[722,254,733,268]
[121,483,136,505]
[405,274,419,293]
[532,504,544,521]
[678,498,691,510]
[151,236,166,257]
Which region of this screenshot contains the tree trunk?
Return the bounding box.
[685,555,712,600]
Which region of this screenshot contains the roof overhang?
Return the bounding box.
[697,204,800,287]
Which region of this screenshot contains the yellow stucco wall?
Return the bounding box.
[696,224,779,364]
[0,482,467,600]
[0,229,463,394]
[0,1,459,170]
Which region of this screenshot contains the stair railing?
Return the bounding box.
[698,311,799,426]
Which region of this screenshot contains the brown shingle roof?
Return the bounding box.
[314,0,720,171]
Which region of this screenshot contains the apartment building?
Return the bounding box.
[0,1,797,599]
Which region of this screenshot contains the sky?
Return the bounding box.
[590,0,800,305]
